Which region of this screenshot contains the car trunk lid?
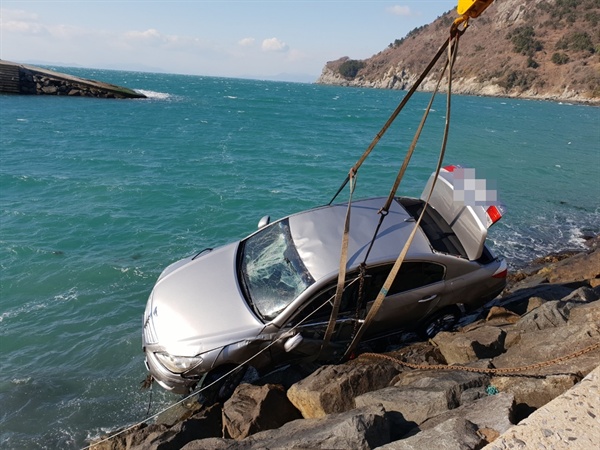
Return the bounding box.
[420,165,504,261]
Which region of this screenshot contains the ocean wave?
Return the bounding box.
[0,288,78,323]
[134,89,171,100]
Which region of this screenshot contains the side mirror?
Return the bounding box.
[284,333,303,352]
[258,215,271,229]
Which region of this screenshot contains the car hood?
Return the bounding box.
[147,243,264,357]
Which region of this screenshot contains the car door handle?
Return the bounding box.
[418,295,437,303]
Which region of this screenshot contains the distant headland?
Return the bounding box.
[0,60,146,99]
[316,0,600,104]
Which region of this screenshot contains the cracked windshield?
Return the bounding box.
[241,219,314,320]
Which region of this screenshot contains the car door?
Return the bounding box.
[364,262,446,335]
[275,274,365,362]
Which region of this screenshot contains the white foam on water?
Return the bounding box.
[134,89,171,100]
[0,288,78,323]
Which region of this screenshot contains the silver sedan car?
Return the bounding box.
[143,166,507,395]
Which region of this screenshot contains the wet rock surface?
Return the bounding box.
[90,240,600,449]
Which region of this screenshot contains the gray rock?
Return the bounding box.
[516,300,569,331]
[460,386,487,404]
[562,285,599,302]
[287,360,400,418]
[243,405,390,450]
[432,326,506,364]
[376,417,484,449]
[132,403,222,450]
[490,373,582,411]
[390,369,490,419]
[546,250,600,284]
[501,282,574,302]
[492,322,600,376]
[355,386,451,427]
[415,392,516,436]
[222,383,301,440]
[567,300,600,324]
[181,438,238,450]
[393,369,490,397]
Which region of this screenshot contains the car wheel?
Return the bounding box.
[420,309,460,339]
[198,365,246,405]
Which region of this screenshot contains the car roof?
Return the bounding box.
[288,197,433,281]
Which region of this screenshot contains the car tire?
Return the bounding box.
[198,365,246,405]
[420,308,460,339]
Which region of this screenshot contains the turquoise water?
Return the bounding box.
[1,69,599,449]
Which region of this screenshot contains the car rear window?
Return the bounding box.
[397,197,468,259]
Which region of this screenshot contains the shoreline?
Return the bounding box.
[313,78,600,107]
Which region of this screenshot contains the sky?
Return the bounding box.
[1,1,458,82]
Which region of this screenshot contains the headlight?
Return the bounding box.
[155,352,203,374]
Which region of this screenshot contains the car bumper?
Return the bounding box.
[144,350,198,395]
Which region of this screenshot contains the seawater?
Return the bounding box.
[1,68,599,449]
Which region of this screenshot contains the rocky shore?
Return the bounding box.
[315,65,600,106]
[91,237,600,450]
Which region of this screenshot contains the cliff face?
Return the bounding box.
[316,0,600,103]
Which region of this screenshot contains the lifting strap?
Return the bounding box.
[361,48,450,272]
[342,27,464,361]
[321,19,468,358]
[321,169,356,350]
[327,34,452,206]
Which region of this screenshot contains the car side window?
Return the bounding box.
[288,275,362,327]
[366,262,445,297]
[287,262,444,327]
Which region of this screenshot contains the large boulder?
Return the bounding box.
[355,370,498,440]
[131,404,222,450]
[287,360,400,418]
[182,405,391,450]
[492,322,600,376]
[242,404,390,450]
[222,383,301,440]
[490,374,581,412]
[377,417,484,450]
[490,318,600,415]
[432,326,506,365]
[568,299,600,324]
[415,392,516,437]
[355,387,452,430]
[544,249,600,284]
[515,300,570,331]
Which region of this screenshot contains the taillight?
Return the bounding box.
[486,204,505,227]
[443,164,461,172]
[492,259,508,278]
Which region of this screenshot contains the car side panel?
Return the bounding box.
[367,281,445,334]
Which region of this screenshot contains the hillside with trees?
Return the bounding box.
[316,0,600,103]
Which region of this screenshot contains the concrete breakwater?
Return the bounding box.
[0,60,146,99]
